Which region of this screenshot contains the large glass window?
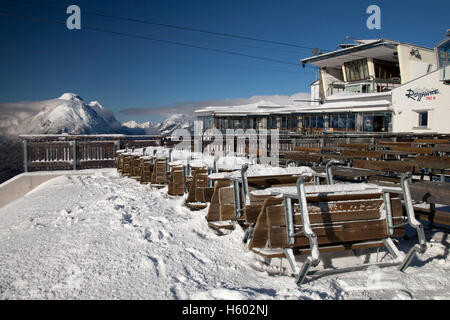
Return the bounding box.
[363,116,374,132]
[281,116,288,129]
[437,39,449,70]
[330,115,339,129]
[373,59,400,80]
[317,116,324,128]
[347,115,355,131]
[344,59,369,81]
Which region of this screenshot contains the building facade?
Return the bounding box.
[194,35,449,134]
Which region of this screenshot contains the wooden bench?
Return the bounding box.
[337,143,371,150]
[351,160,418,185]
[139,158,152,184]
[207,165,318,235]
[433,144,450,155]
[150,158,168,188]
[186,167,213,210]
[404,156,450,181]
[293,146,322,154]
[168,165,185,196]
[341,149,383,160]
[377,141,411,147]
[408,180,450,229]
[120,154,132,176]
[282,152,322,166]
[130,155,142,180]
[248,176,427,285]
[413,138,449,146]
[391,146,433,155]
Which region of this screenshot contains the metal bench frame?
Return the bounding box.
[278,174,427,286]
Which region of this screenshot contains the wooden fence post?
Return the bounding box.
[72,140,77,170]
[23,139,28,173]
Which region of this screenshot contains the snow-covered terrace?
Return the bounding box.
[0,168,449,300]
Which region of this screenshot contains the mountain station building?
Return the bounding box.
[195,33,449,134]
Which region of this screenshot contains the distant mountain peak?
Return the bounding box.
[58,93,84,102]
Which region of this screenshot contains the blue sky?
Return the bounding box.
[0,0,448,123]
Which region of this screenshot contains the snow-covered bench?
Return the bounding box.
[248,175,427,286]
[206,165,320,234]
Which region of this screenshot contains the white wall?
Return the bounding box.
[397,44,436,84]
[391,70,450,133]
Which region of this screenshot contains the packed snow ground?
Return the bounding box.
[0,169,449,300]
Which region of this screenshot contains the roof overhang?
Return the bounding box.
[301,42,400,68]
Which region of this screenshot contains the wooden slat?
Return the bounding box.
[341,149,382,160]
[268,218,404,248]
[353,159,417,173]
[378,141,411,147]
[282,152,322,164]
[266,200,383,227]
[391,146,433,155]
[293,146,322,153]
[338,143,370,150]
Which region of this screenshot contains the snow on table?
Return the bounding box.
[251,183,383,197]
[169,155,252,171]
[0,169,449,300]
[208,164,316,180]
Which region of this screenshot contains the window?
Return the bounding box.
[418,111,428,127]
[373,59,400,80]
[317,116,324,128]
[363,116,374,132]
[344,59,369,82]
[438,41,449,68]
[330,115,339,129]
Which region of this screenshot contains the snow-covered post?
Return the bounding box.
[23,139,28,173]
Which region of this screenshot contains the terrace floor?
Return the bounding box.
[0,169,449,300]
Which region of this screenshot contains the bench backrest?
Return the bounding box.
[293,146,322,153]
[353,159,417,174]
[283,152,322,165]
[338,143,370,150]
[391,146,433,155]
[341,149,382,160]
[249,193,404,250]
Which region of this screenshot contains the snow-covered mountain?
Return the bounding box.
[122,120,153,129]
[0,93,124,135]
[155,114,194,136]
[122,114,194,136]
[0,93,195,137]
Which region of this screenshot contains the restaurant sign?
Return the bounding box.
[406,88,439,102]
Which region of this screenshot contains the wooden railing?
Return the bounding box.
[20,132,450,172]
[21,135,160,172]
